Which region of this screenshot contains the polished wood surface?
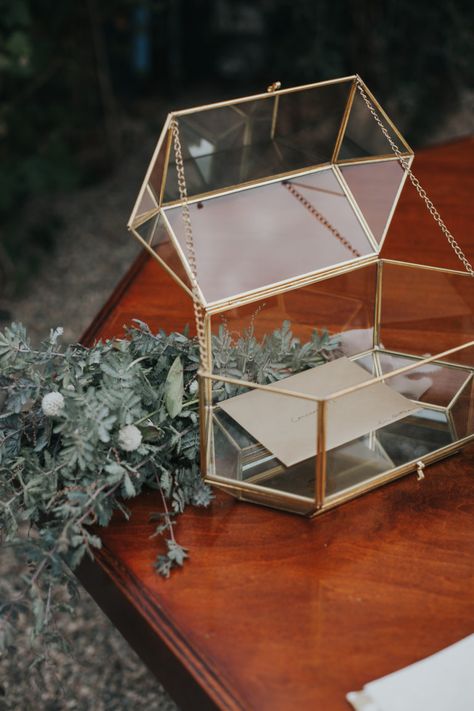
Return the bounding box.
[79,139,474,711]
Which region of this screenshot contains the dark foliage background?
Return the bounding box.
[0,0,473,295]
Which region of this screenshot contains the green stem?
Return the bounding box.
[133,408,161,426]
[133,398,199,426]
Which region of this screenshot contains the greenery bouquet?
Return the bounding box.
[0,318,336,653]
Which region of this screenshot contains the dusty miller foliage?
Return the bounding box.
[0,318,337,657]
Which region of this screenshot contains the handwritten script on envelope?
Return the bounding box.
[219,358,418,467]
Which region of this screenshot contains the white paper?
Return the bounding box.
[219,358,418,467]
[347,634,474,711]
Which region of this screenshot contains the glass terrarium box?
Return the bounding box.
[129,76,473,516]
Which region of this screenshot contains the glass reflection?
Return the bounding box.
[336,89,407,161]
[339,159,405,244]
[377,351,471,407]
[135,214,191,289]
[165,167,375,303]
[212,403,458,500]
[162,81,353,202]
[210,348,474,500]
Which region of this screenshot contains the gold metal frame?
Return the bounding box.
[201,330,473,516]
[128,75,412,228]
[128,76,472,518]
[128,77,414,321]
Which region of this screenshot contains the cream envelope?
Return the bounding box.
[219,357,419,467]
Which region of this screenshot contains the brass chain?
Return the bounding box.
[170,118,209,367]
[355,76,474,276]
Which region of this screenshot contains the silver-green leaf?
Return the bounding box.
[164,356,184,418]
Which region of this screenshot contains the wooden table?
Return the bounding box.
[79,139,474,710]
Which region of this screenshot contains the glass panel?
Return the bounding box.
[212,411,242,481]
[336,88,410,162]
[163,80,353,201]
[165,167,376,303]
[353,351,377,374]
[377,352,471,407]
[325,394,454,499]
[148,129,171,204]
[375,408,454,466]
[325,344,473,500]
[380,262,473,361]
[205,376,317,511]
[325,434,394,496]
[207,268,379,504]
[209,263,377,378]
[135,213,191,289]
[450,375,474,440]
[339,159,406,244]
[134,185,158,222]
[274,80,353,167]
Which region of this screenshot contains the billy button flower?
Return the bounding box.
[117,424,142,452]
[41,392,65,417]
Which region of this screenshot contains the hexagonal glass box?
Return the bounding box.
[129,76,473,516]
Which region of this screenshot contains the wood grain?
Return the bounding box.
[78,138,474,711]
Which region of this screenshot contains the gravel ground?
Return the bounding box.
[0,132,144,345]
[0,120,180,710]
[0,548,178,711]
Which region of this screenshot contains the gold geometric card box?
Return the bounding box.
[129,75,473,516]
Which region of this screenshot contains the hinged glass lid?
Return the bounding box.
[129,76,413,307]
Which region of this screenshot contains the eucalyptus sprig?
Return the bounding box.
[0,318,338,656]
